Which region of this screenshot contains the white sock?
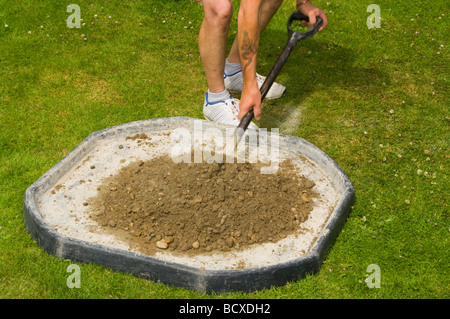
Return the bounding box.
[225,59,242,76]
[206,89,230,104]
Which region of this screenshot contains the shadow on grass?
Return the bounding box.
[240,28,391,131]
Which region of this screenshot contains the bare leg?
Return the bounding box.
[227,0,284,63]
[198,0,233,93]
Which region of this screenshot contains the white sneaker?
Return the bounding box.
[224,70,286,99]
[203,93,259,129]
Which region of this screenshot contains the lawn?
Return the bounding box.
[0,0,448,299]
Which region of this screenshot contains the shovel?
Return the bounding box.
[230,12,323,147]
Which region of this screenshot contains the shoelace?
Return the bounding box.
[226,99,240,118]
[256,73,267,87]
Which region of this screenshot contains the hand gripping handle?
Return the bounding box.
[287,12,323,42]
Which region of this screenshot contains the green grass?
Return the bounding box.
[0,0,448,299]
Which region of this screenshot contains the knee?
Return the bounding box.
[203,0,233,26]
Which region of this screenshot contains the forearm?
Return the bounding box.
[296,0,311,11]
[237,0,263,89]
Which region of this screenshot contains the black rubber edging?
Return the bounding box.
[23,117,355,293]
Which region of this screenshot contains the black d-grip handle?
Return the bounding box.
[288,12,323,42]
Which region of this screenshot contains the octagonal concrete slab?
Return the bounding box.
[23,117,355,293]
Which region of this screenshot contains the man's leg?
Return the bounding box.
[198,0,233,93]
[199,0,259,129]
